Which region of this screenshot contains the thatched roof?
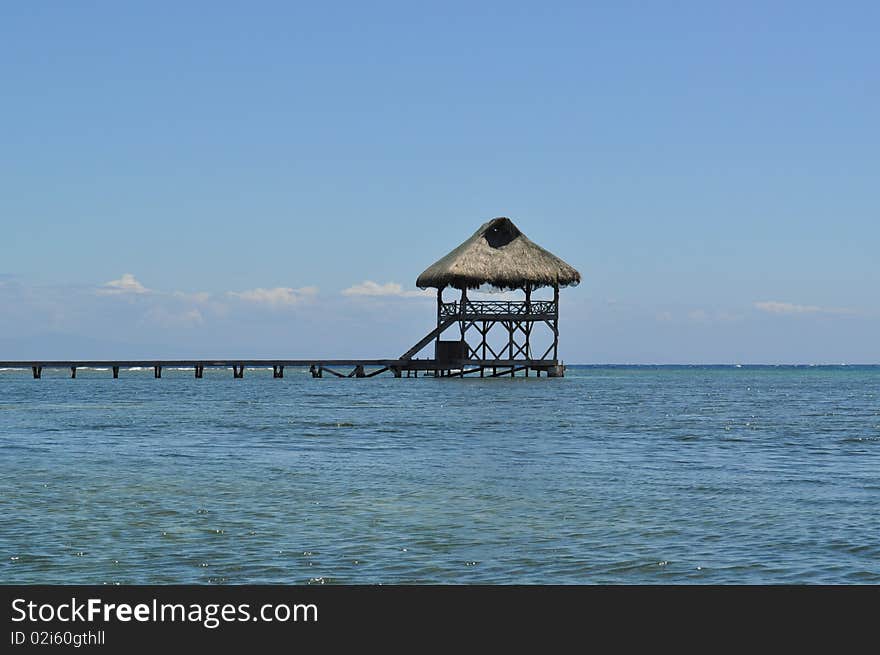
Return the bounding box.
[416,217,581,290]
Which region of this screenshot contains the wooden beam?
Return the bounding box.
[487,366,528,378]
[400,317,457,360]
[446,367,485,377]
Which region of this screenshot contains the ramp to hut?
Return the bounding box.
[399,317,457,360]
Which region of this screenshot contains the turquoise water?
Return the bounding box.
[1,365,878,584]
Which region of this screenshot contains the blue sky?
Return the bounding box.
[1,1,877,363]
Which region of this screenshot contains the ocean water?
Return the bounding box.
[1,365,878,584]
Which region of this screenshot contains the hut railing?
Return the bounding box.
[439,300,557,319]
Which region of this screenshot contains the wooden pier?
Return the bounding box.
[0,359,565,379]
[0,217,578,382]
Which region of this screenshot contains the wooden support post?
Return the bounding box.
[524,286,533,360]
[195,365,204,379]
[70,366,76,379]
[508,320,514,360]
[112,366,119,379]
[548,364,565,378]
[32,366,42,379]
[436,287,444,352]
[553,283,560,360]
[233,364,244,379]
[459,286,468,347]
[154,365,162,379]
[483,320,489,376]
[526,321,533,359]
[392,367,402,378]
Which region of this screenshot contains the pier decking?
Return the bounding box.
[0,359,564,378]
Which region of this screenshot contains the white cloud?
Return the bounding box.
[342,281,432,298]
[98,273,150,295]
[227,286,318,307]
[173,290,212,303]
[754,301,851,316]
[655,308,744,323]
[144,306,205,327]
[754,301,821,315]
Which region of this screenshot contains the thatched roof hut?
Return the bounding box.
[416,217,581,291]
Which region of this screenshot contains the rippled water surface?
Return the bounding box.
[1,365,878,584]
